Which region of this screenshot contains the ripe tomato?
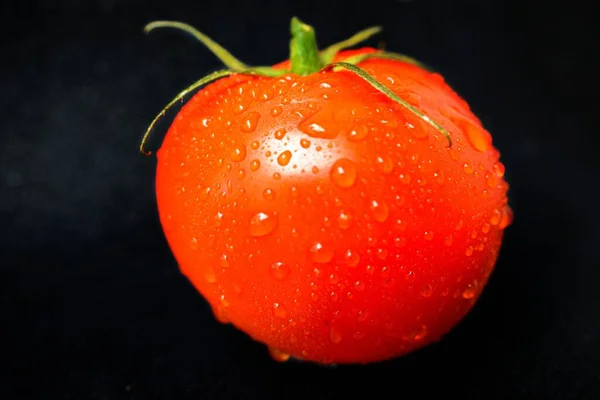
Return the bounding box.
[145,18,512,364]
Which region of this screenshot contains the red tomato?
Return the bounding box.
[146,18,512,364]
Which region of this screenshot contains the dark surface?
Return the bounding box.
[1,0,599,399]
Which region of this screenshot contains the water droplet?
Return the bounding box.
[499,205,514,229]
[329,326,342,344]
[338,210,353,229]
[273,172,281,180]
[463,162,474,174]
[455,220,464,230]
[375,155,394,174]
[470,231,478,239]
[270,106,282,117]
[304,123,326,137]
[408,121,428,139]
[250,159,261,171]
[465,246,474,257]
[290,186,299,198]
[268,348,291,362]
[376,248,388,260]
[241,111,261,132]
[449,148,459,161]
[462,280,478,299]
[475,243,485,251]
[250,140,260,150]
[300,138,311,148]
[238,169,246,179]
[493,162,505,177]
[490,209,501,226]
[330,158,357,188]
[486,171,500,188]
[434,169,445,185]
[347,125,369,142]
[481,223,491,234]
[309,242,334,264]
[263,188,276,201]
[219,254,230,268]
[420,284,433,298]
[249,212,278,237]
[274,128,286,140]
[344,249,360,267]
[463,121,490,152]
[444,235,453,246]
[354,280,365,291]
[277,150,292,166]
[273,302,288,318]
[424,231,434,241]
[270,261,290,280]
[312,166,319,174]
[190,237,198,250]
[404,325,427,342]
[399,173,411,185]
[231,145,247,162]
[369,200,389,222]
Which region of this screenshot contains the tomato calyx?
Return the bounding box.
[139,17,453,156]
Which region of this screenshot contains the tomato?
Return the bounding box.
[144,18,512,364]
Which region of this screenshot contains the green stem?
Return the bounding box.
[289,17,323,75]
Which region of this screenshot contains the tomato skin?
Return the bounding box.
[155,48,511,364]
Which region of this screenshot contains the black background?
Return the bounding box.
[2,0,599,398]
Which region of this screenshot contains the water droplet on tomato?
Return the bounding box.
[481,223,491,233]
[347,125,369,142]
[375,155,394,174]
[263,188,276,201]
[270,261,290,280]
[309,242,334,264]
[408,121,428,139]
[462,280,478,299]
[274,128,286,140]
[312,166,319,174]
[463,121,490,152]
[434,169,445,185]
[369,200,389,222]
[490,209,501,226]
[249,212,278,237]
[231,145,247,162]
[465,246,474,257]
[219,254,230,268]
[330,158,357,188]
[456,219,464,230]
[344,249,360,267]
[273,302,288,318]
[499,205,514,229]
[399,173,411,185]
[241,111,260,132]
[290,186,299,198]
[420,284,433,298]
[300,138,311,148]
[270,106,282,117]
[338,210,353,229]
[268,348,291,362]
[354,280,365,291]
[493,162,505,177]
[250,159,261,171]
[273,172,281,180]
[277,150,292,166]
[486,171,500,188]
[404,325,427,342]
[463,162,474,174]
[190,237,198,250]
[424,231,434,241]
[329,326,342,344]
[250,140,260,150]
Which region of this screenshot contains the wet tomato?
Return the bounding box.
[143,18,512,364]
